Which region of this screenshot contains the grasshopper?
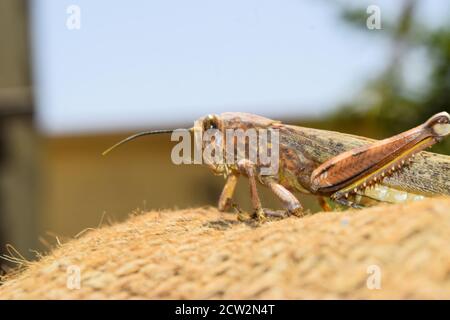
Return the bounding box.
[103,111,450,221]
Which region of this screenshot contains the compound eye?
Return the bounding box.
[204,114,218,130]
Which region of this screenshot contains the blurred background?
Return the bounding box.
[0,0,449,272]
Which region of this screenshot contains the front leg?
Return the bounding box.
[218,173,239,211]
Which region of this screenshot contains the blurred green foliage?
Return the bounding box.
[327,0,450,154]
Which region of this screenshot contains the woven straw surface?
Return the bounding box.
[1,197,450,299]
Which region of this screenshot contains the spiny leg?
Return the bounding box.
[237,159,266,222]
[311,112,450,208]
[331,192,363,209]
[264,179,304,218]
[218,173,239,212]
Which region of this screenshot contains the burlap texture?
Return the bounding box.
[1,197,450,299]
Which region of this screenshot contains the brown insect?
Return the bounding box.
[103,111,450,221]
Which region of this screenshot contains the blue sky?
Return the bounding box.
[30,0,449,135]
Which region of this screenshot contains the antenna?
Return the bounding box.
[102,129,174,156]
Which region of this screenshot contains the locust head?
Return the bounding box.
[193,113,229,175]
[192,112,279,175]
[102,112,280,177]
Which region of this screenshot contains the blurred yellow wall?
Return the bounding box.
[0,0,36,267]
[37,133,320,247]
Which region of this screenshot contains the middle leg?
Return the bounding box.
[237,159,266,222]
[264,179,304,217]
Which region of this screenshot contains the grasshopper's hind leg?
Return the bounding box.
[330,192,364,209]
[317,196,332,212]
[310,112,450,209]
